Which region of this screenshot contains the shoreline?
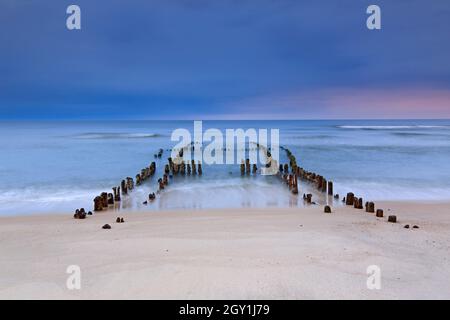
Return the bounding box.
[1,198,450,218]
[1,201,450,299]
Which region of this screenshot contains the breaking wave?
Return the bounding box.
[73,132,162,139]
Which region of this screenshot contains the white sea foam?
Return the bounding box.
[73,132,162,139]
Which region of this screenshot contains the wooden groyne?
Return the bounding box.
[74,142,397,227]
[73,145,207,219]
[276,146,397,224]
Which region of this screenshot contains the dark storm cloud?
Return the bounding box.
[0,0,449,119]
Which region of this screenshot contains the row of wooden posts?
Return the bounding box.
[278,147,335,200]
[150,146,204,202]
[165,158,203,176]
[76,147,206,215]
[277,147,397,223]
[343,192,396,222]
[75,143,397,224]
[91,161,157,212]
[154,158,203,198]
[240,159,258,175]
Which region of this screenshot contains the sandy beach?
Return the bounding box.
[0,201,449,300]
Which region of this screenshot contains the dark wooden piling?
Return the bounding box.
[158,178,165,190]
[388,215,397,223]
[191,160,197,174]
[376,209,384,217]
[107,193,114,205]
[94,196,103,211]
[321,178,327,193]
[101,192,108,208]
[135,174,141,186]
[324,205,331,213]
[73,208,86,219]
[198,162,202,175]
[354,197,363,209]
[113,187,121,202]
[366,202,375,213]
[240,161,245,175]
[345,192,354,205]
[127,177,134,191]
[292,175,299,194]
[328,181,333,196]
[317,175,323,190]
[121,179,127,195]
[245,159,250,174]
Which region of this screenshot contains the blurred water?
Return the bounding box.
[0,119,449,215]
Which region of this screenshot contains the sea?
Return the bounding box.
[0,119,449,216]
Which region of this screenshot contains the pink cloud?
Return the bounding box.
[222,87,450,119]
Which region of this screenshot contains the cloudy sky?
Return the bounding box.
[1,0,449,119]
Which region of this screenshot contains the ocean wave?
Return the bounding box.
[337,125,450,130]
[72,132,163,139]
[0,188,100,204]
[391,132,450,137]
[335,181,450,201]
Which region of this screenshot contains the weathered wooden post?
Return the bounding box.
[357,198,363,209]
[198,162,202,175]
[150,162,156,175]
[317,175,323,190]
[191,160,197,174]
[346,192,354,205]
[94,196,103,211]
[322,178,327,193]
[107,193,114,205]
[113,187,121,202]
[376,209,384,217]
[366,202,375,213]
[187,163,191,175]
[240,161,245,175]
[388,215,397,223]
[101,192,108,209]
[324,205,331,213]
[328,181,333,196]
[121,180,127,195]
[292,174,298,194]
[127,177,134,190]
[158,178,165,190]
[135,174,141,186]
[252,164,257,174]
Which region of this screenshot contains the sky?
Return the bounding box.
[0,0,449,120]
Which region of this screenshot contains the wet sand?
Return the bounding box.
[0,201,449,299]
